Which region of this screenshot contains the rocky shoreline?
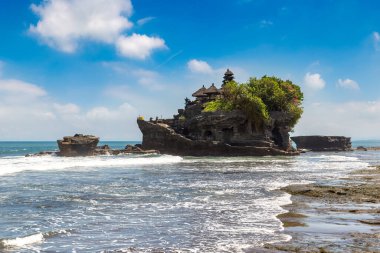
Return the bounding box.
[261,165,380,253]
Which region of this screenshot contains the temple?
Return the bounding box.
[137,69,299,156]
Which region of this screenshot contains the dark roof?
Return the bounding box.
[204,83,220,95]
[224,69,234,75]
[192,85,207,97]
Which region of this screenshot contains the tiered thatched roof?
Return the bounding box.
[204,83,220,95]
[192,85,207,97]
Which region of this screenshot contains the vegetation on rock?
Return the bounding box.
[204,76,304,129]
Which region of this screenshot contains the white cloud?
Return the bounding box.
[86,106,115,120]
[304,72,325,90]
[294,100,380,139]
[259,20,273,28]
[187,59,214,74]
[0,67,143,140]
[116,34,166,60]
[337,78,360,90]
[137,16,155,26]
[0,61,4,76]
[29,0,133,53]
[133,69,165,90]
[53,103,81,114]
[86,102,136,120]
[373,32,380,51]
[0,79,47,97]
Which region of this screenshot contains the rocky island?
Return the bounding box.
[291,135,352,152]
[138,70,304,156]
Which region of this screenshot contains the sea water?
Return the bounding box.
[0,141,379,252]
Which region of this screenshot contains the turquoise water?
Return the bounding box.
[352,140,380,148]
[0,141,139,157]
[0,142,379,252]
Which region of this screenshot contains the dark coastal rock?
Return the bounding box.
[359,219,380,225]
[138,119,298,156]
[57,134,99,156]
[93,144,158,156]
[281,183,380,203]
[291,135,352,152]
[26,151,57,157]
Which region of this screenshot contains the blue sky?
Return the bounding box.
[0,0,380,140]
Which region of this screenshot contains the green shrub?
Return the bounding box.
[204,76,303,129]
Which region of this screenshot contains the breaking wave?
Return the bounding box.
[0,230,71,249]
[0,154,183,176]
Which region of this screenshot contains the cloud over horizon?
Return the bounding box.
[0,79,47,100]
[187,59,214,74]
[0,67,140,140]
[338,78,360,90]
[294,100,380,140]
[304,72,325,90]
[374,31,380,51]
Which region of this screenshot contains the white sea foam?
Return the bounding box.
[0,155,183,176]
[310,154,360,162]
[0,233,44,248]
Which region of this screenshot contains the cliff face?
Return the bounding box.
[138,120,298,156]
[291,136,352,151]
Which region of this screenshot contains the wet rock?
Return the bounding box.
[95,144,112,155]
[282,183,380,203]
[57,134,99,157]
[264,166,380,253]
[291,135,352,152]
[26,151,57,157]
[359,219,380,225]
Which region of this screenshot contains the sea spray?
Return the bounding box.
[0,154,183,176]
[0,233,44,249]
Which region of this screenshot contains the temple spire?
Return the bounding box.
[222,69,234,86]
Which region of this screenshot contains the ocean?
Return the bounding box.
[0,141,379,252]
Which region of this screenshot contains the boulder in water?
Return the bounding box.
[57,134,99,157]
[291,136,352,152]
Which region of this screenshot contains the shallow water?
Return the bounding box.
[0,142,377,252]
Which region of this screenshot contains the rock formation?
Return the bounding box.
[57,134,99,156]
[291,136,352,152]
[137,70,300,156]
[138,119,297,156]
[27,134,159,157]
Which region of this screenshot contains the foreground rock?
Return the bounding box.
[138,70,300,157]
[291,135,352,151]
[264,166,380,252]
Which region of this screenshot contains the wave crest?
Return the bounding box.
[0,155,183,176]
